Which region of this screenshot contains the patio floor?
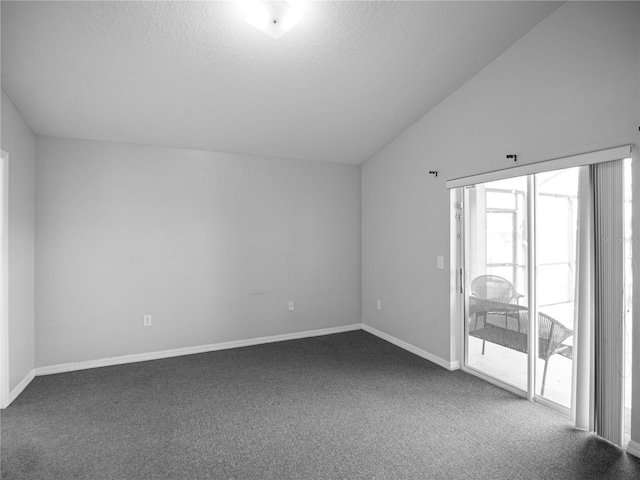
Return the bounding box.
[467,336,572,406]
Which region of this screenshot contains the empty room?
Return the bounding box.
[1,1,640,479]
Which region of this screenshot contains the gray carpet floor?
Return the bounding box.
[2,330,640,479]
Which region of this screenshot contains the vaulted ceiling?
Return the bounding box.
[1,1,562,164]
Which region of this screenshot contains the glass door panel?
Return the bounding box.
[535,168,579,407]
[465,176,528,392]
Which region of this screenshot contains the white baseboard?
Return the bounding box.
[362,324,458,371]
[35,323,363,376]
[627,440,640,459]
[4,369,36,408]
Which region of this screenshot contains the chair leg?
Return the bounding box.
[541,358,549,396]
[477,313,486,355]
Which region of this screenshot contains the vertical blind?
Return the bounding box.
[592,160,626,446]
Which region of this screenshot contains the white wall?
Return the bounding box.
[362,2,639,373]
[35,137,361,367]
[0,89,36,392]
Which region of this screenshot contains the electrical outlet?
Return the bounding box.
[376,299,382,311]
[437,256,444,269]
[143,315,152,327]
[288,301,295,311]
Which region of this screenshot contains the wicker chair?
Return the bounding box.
[470,274,524,305]
[470,275,524,353]
[537,312,573,395]
[467,305,572,395]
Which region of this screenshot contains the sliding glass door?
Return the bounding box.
[453,146,634,443]
[463,168,579,411]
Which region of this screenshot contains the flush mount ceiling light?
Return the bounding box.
[242,1,302,40]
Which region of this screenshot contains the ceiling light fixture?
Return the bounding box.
[242,1,302,40]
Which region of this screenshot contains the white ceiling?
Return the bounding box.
[1,1,562,165]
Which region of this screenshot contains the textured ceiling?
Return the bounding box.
[1,1,562,165]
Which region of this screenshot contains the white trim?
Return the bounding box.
[35,324,363,376]
[0,150,8,409]
[627,440,640,459]
[534,394,571,418]
[527,175,537,402]
[7,369,35,407]
[362,324,459,371]
[449,189,463,370]
[446,145,632,189]
[461,364,527,398]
